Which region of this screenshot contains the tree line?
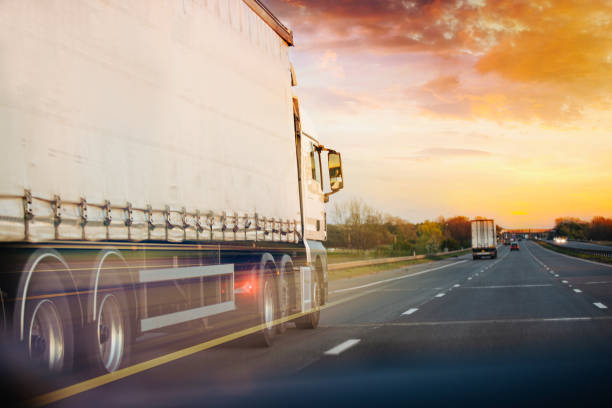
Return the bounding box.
[553,216,612,241]
[327,199,500,255]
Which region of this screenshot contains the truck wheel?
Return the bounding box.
[276,273,290,334]
[295,272,321,330]
[251,274,277,347]
[89,291,131,373]
[22,253,75,374]
[25,296,74,373]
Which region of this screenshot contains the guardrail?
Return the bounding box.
[328,248,469,271]
[547,242,612,258]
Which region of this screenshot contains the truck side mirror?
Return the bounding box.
[328,152,343,192]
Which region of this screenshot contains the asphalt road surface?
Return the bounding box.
[20,241,612,407]
[546,239,612,252]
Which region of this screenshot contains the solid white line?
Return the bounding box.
[573,289,582,293]
[324,339,361,356]
[324,316,611,328]
[402,308,419,316]
[594,302,608,309]
[330,260,468,294]
[462,284,552,289]
[435,292,446,298]
[586,281,612,285]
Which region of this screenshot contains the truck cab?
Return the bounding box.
[293,101,344,302]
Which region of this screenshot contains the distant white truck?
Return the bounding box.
[0,0,343,376]
[471,219,498,260]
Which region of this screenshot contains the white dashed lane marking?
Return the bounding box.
[324,339,361,356]
[594,302,608,309]
[574,289,582,293]
[402,308,419,316]
[435,293,446,298]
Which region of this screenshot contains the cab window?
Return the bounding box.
[309,143,322,188]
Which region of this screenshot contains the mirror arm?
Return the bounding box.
[316,145,337,154]
[324,189,340,203]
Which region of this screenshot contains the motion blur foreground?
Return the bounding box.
[0,0,345,404]
[2,1,612,407]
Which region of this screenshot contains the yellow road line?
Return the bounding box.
[29,293,364,407]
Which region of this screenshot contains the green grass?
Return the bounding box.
[536,241,612,265]
[328,258,431,281]
[327,249,416,264]
[425,249,471,261]
[327,249,381,264]
[328,249,470,281]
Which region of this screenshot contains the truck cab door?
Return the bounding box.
[300,136,326,241]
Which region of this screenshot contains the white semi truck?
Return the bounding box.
[0,0,343,375]
[471,219,497,260]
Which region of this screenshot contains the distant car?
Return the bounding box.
[504,240,510,246]
[510,242,519,251]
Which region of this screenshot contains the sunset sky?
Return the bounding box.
[267,0,612,228]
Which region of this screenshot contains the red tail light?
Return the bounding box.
[236,278,256,294]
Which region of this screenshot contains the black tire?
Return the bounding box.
[473,255,478,260]
[252,273,277,347]
[86,289,132,373]
[276,271,290,335]
[295,269,321,330]
[23,273,74,374]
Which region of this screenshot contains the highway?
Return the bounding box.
[547,239,612,252]
[28,241,612,406]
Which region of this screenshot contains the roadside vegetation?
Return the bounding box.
[329,258,432,281]
[325,198,477,280]
[551,216,612,241]
[327,198,501,261]
[328,249,471,281]
[536,240,612,265]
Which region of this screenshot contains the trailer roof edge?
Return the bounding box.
[242,0,294,46]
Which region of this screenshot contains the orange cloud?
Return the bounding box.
[267,0,612,124]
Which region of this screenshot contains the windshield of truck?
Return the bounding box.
[309,142,322,188]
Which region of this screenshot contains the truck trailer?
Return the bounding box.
[471,219,497,260]
[0,0,343,375]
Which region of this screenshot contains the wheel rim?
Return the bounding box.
[279,278,289,318]
[263,280,275,330]
[28,299,64,372]
[97,294,124,372]
[313,280,320,310]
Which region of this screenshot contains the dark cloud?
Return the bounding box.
[266,0,612,124]
[266,0,518,54]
